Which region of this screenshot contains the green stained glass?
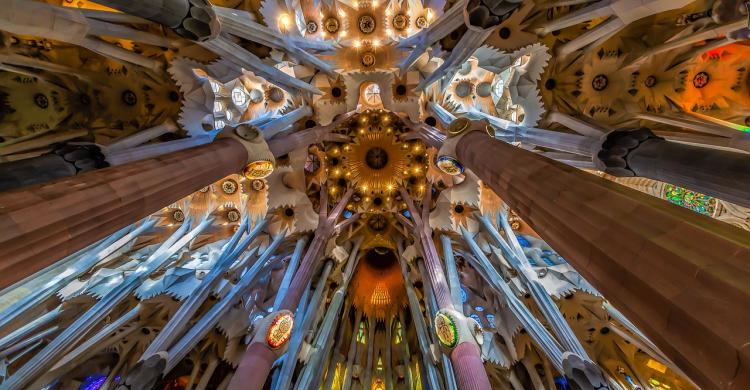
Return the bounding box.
[664,184,716,216]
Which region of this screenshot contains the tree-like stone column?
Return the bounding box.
[227,187,353,390]
[0,138,247,289]
[439,123,750,390]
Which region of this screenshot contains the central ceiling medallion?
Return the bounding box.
[324,110,428,213]
[359,14,376,34]
[365,147,389,169]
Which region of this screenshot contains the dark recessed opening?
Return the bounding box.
[330,157,340,166]
[396,85,407,95]
[545,79,557,90]
[600,327,610,335]
[364,247,397,270]
[284,208,295,217]
[121,90,137,106]
[337,178,347,187]
[415,155,425,163]
[332,87,342,97]
[141,328,150,335]
[454,204,464,213]
[499,27,511,39]
[373,197,383,206]
[305,119,317,128]
[450,31,460,40]
[408,176,417,185]
[425,116,437,126]
[169,91,180,102]
[365,147,389,169]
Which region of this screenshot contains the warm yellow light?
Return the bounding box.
[385,28,392,35]
[278,13,291,29]
[386,184,394,191]
[340,30,347,37]
[321,31,327,38]
[338,9,346,17]
[365,197,371,202]
[646,359,667,374]
[413,167,421,173]
[334,169,341,175]
[426,8,434,21]
[372,39,381,47]
[353,40,361,48]
[373,0,379,7]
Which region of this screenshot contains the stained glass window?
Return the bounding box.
[79,374,107,390]
[663,184,716,216]
[485,313,496,328]
[394,321,403,344]
[470,313,483,326]
[357,320,367,343]
[516,235,531,248]
[460,286,468,303]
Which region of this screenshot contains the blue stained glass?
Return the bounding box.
[79,375,107,390]
[516,235,530,248]
[402,210,411,218]
[485,314,495,327]
[474,306,484,312]
[460,286,468,303]
[343,210,353,218]
[542,256,556,266]
[470,314,483,326]
[554,376,571,390]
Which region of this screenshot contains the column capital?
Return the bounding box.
[434,308,483,351]
[435,118,495,176]
[218,125,275,179]
[593,127,663,177]
[250,309,295,356]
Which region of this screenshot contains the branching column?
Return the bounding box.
[227,187,353,390]
[0,138,247,289]
[447,128,750,390]
[400,188,492,390]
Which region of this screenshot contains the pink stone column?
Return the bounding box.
[228,188,353,390]
[0,138,247,289]
[228,342,276,390]
[451,342,492,390]
[456,131,750,390]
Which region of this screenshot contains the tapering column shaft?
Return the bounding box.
[456,131,750,390]
[451,343,492,390]
[0,138,247,289]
